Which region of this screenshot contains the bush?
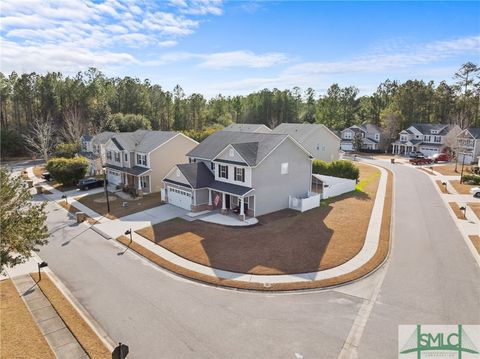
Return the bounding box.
[54,143,79,158]
[45,157,88,186]
[461,174,480,185]
[312,160,360,180]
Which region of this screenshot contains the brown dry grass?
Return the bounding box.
[32,166,45,179]
[449,180,476,195]
[419,167,436,176]
[468,203,480,220]
[433,163,470,176]
[435,180,449,194]
[137,163,380,275]
[77,192,162,219]
[468,235,480,254]
[117,168,393,291]
[0,279,55,359]
[58,200,100,225]
[449,202,465,220]
[30,273,110,359]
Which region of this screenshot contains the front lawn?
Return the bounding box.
[77,191,163,219]
[136,162,381,275]
[433,163,471,176]
[449,180,476,195]
[469,203,480,220]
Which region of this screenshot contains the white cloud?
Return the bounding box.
[169,0,223,16]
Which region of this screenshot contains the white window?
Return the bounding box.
[234,167,245,182]
[229,148,235,157]
[375,133,380,140]
[114,152,120,162]
[107,151,112,160]
[219,165,228,179]
[281,162,289,175]
[343,132,352,139]
[124,153,128,161]
[400,135,407,141]
[322,145,326,152]
[140,176,148,188]
[136,154,147,166]
[434,136,441,143]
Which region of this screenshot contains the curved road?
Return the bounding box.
[38,161,480,358]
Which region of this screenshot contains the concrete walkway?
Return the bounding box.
[28,163,389,285]
[11,275,88,359]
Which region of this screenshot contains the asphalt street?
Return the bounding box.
[37,161,480,358]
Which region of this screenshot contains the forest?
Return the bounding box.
[0,62,478,158]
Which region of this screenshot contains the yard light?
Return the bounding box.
[61,194,67,204]
[125,229,132,245]
[37,261,48,281]
[459,206,467,219]
[102,167,111,214]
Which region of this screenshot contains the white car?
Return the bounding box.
[470,187,480,198]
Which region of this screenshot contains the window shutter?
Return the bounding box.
[218,165,221,177]
[226,166,229,179]
[242,168,245,181]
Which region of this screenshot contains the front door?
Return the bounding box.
[225,194,231,209]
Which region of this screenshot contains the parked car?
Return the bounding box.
[429,153,450,163]
[470,187,480,198]
[42,172,51,181]
[409,156,433,165]
[77,177,104,190]
[408,151,425,158]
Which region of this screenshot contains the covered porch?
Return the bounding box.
[392,141,419,155]
[105,163,152,197]
[205,184,255,221]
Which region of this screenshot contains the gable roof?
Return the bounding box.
[466,128,480,139]
[223,123,271,133]
[92,131,115,145]
[177,162,214,188]
[410,123,453,135]
[272,123,340,142]
[359,124,381,133]
[187,131,299,166]
[109,130,179,153]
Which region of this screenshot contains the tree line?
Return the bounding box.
[1,63,478,158]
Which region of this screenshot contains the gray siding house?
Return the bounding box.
[163,131,313,219]
[272,123,340,162]
[222,123,272,133]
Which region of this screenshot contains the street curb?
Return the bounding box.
[44,268,116,352]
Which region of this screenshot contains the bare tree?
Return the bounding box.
[61,107,85,144]
[352,132,364,152]
[23,118,56,162]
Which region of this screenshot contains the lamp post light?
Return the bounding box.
[61,194,67,204]
[125,229,132,246]
[460,152,466,184]
[102,167,111,214]
[37,261,48,281]
[442,181,447,192]
[459,206,467,219]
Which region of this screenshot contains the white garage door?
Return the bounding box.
[341,143,353,151]
[419,147,439,157]
[107,170,121,185]
[168,187,192,210]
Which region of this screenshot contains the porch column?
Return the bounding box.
[138,177,142,190]
[221,192,226,210]
[240,197,244,216]
[208,189,212,205]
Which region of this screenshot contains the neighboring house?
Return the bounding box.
[456,128,480,164]
[340,124,382,151]
[271,123,340,162]
[391,124,461,156]
[104,130,197,195]
[222,123,272,133]
[80,132,115,175]
[163,131,314,218]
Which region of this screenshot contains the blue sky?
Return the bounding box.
[1,1,479,97]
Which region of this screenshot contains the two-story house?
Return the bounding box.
[162,131,314,219]
[456,128,480,164]
[272,123,340,162]
[391,124,461,156]
[80,132,115,175]
[104,130,197,195]
[340,124,381,151]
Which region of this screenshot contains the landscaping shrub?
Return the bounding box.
[54,143,79,158]
[45,157,88,186]
[312,160,359,180]
[461,174,480,185]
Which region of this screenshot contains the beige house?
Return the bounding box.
[104,130,197,195]
[272,123,340,162]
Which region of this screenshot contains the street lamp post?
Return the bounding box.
[37,261,48,281]
[460,152,466,184]
[103,167,110,214]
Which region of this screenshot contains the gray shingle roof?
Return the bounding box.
[359,124,381,133]
[177,162,214,189]
[467,128,480,139]
[92,131,115,145]
[410,123,450,135]
[223,123,271,133]
[105,163,151,176]
[187,131,291,166]
[110,130,179,153]
[272,123,339,142]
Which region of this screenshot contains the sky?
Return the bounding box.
[1,0,479,97]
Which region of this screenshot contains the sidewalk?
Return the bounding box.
[28,163,389,285]
[11,274,88,359]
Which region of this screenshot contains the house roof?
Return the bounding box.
[92,131,115,145]
[410,123,454,135]
[177,162,214,189]
[223,123,271,133]
[169,162,254,196]
[187,131,293,166]
[358,124,381,133]
[81,134,92,141]
[272,123,340,142]
[110,130,179,153]
[466,128,480,139]
[105,163,151,176]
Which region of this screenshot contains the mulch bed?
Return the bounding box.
[435,180,449,194]
[30,273,111,359]
[419,167,436,176]
[77,192,162,219]
[117,167,394,291]
[449,202,465,220]
[0,279,55,359]
[449,180,476,195]
[136,163,380,275]
[468,235,480,254]
[468,203,480,220]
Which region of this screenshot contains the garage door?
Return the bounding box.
[107,170,121,185]
[341,143,353,151]
[168,187,192,210]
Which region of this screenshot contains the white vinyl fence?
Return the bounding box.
[288,191,321,212]
[312,174,356,199]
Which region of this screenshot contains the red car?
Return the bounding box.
[409,156,433,165]
[429,153,450,163]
